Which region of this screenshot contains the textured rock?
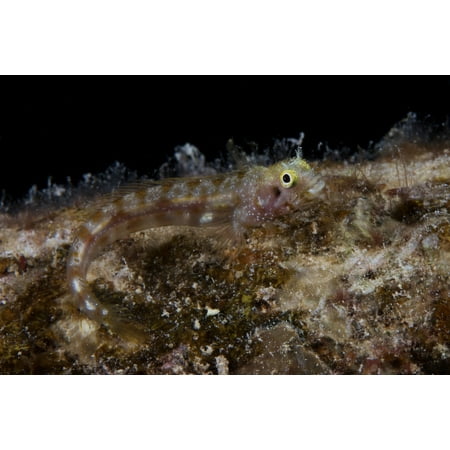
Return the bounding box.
[0,122,449,374]
[236,322,331,374]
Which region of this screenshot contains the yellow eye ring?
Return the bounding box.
[280,170,298,188]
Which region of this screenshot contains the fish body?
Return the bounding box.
[67,156,324,322]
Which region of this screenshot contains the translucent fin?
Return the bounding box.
[207,222,245,257]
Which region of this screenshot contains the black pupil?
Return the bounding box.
[282,173,291,184]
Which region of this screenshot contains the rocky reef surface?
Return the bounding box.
[1,119,449,374]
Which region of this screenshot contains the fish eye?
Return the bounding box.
[280,170,297,188]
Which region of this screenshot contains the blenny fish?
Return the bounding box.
[67,156,324,322]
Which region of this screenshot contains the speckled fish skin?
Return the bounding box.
[67,156,324,322]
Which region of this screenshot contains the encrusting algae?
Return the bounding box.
[0,117,449,374]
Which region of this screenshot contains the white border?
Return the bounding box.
[1,376,448,449]
[0,1,448,74]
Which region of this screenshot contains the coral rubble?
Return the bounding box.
[0,122,449,374]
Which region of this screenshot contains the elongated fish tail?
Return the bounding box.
[66,226,111,321]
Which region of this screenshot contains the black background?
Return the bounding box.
[1,76,449,200]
